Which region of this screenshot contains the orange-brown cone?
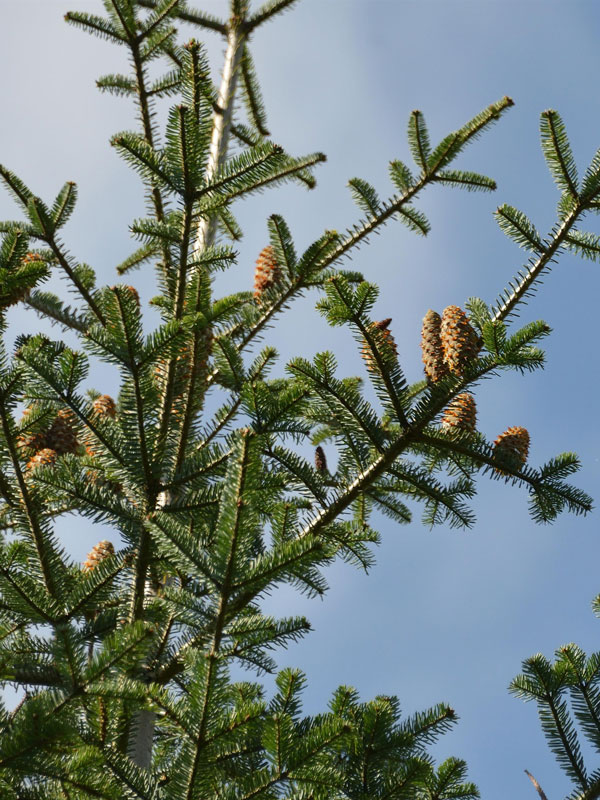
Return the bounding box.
[441,393,477,433]
[493,426,530,473]
[361,319,398,372]
[26,448,58,471]
[92,395,117,419]
[253,246,281,301]
[83,540,115,572]
[421,310,447,383]
[440,305,480,376]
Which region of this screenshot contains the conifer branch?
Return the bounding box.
[492,207,579,321]
[137,0,227,34]
[25,292,87,334]
[246,0,301,32]
[46,238,106,326]
[113,290,154,495]
[0,402,59,599]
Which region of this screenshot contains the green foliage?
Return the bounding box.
[0,1,594,798]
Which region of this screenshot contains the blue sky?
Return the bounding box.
[3,1,600,798]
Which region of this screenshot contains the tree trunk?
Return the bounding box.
[127,12,247,771]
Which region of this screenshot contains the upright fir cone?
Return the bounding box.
[440,305,480,376]
[361,318,398,372]
[253,245,281,301]
[493,426,530,473]
[82,540,115,572]
[46,411,79,455]
[441,393,477,433]
[421,310,447,383]
[26,448,58,471]
[314,446,328,472]
[92,394,117,419]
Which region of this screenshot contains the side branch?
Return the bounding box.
[493,206,579,321]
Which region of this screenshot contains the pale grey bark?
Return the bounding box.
[193,21,246,253]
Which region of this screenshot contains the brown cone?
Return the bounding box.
[82,540,115,572]
[441,393,477,433]
[421,310,447,383]
[315,446,328,472]
[46,415,79,455]
[253,246,281,300]
[493,426,530,473]
[361,319,398,372]
[93,394,117,419]
[440,305,480,376]
[26,448,58,471]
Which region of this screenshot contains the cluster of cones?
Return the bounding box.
[355,308,530,473]
[421,306,530,472]
[19,394,117,473]
[421,306,481,381]
[440,393,530,473]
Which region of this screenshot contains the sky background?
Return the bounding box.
[2,1,600,798]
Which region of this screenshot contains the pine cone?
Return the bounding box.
[421,310,447,383]
[92,394,117,419]
[46,414,78,455]
[314,446,327,472]
[82,540,115,572]
[441,393,477,433]
[440,305,480,376]
[493,426,530,473]
[253,246,281,301]
[361,319,398,372]
[26,448,58,471]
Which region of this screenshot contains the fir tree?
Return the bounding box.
[0,1,596,797]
